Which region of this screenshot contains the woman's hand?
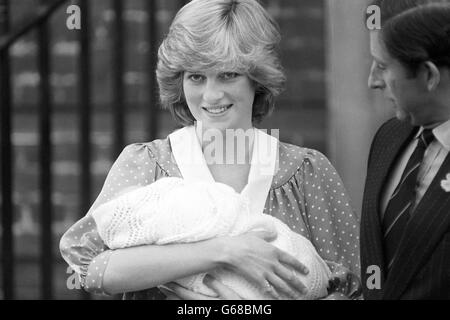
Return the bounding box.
[160,275,242,300]
[217,230,309,299]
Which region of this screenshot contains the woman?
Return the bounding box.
[60,0,361,300]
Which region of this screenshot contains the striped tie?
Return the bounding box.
[382,129,434,271]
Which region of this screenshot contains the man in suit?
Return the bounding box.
[362,0,450,299]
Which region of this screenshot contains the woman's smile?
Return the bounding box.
[202,104,233,116]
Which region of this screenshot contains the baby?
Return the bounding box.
[92,177,331,299]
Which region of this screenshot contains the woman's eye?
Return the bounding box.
[221,72,240,80]
[187,74,205,82]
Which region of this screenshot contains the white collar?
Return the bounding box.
[416,119,450,151]
[169,125,279,215]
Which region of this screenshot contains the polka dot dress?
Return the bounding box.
[59,138,362,299]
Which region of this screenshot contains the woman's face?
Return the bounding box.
[183,70,255,131]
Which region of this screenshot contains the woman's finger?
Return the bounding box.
[235,269,280,300]
[265,273,300,300]
[165,282,219,300]
[257,277,280,300]
[203,274,242,300]
[274,264,308,296]
[278,250,309,275]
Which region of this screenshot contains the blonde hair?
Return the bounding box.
[156,0,286,126]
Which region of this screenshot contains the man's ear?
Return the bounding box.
[422,61,441,91]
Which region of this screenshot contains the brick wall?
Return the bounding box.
[2,0,326,299]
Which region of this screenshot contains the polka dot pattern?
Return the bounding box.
[59,139,362,298]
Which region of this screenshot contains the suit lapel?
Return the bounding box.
[383,152,450,299]
[361,120,415,299]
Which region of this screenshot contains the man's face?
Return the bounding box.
[368,31,430,126]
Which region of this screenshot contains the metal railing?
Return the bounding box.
[0,0,165,300]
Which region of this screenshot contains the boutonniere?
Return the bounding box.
[440,174,450,192]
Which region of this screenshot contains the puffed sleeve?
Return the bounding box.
[59,143,158,295]
[301,151,362,299]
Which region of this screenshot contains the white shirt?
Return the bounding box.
[381,120,450,216]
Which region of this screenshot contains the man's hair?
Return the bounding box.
[369,0,450,75]
[156,0,285,126]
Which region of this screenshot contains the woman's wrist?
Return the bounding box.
[209,236,233,269]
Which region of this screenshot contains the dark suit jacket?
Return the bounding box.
[361,118,450,299]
